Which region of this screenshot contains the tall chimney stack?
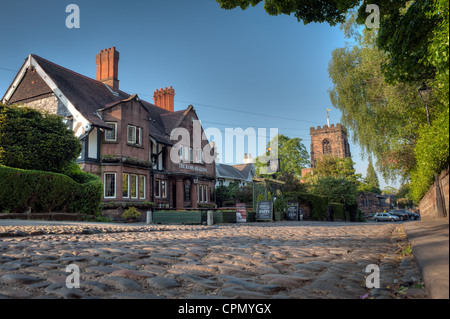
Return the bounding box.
[153,86,175,112]
[96,47,120,91]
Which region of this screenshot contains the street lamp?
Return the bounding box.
[418,82,432,125]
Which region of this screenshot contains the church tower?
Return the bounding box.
[309,123,352,168]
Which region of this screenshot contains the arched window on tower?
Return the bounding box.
[323,139,332,155]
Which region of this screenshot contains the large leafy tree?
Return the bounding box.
[328,27,425,182]
[216,0,360,25]
[255,134,309,178]
[0,104,82,173]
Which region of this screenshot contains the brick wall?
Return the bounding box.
[419,169,449,220]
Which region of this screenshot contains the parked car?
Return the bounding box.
[405,210,421,220]
[389,210,409,221]
[373,213,400,222]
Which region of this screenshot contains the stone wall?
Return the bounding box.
[419,169,449,220]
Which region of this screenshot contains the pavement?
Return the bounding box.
[403,217,449,299]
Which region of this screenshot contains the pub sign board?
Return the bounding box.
[236,203,247,223]
[286,203,299,221]
[257,201,273,221]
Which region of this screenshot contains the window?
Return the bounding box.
[184,183,191,202]
[131,174,138,199]
[127,125,142,146]
[197,185,207,203]
[155,180,160,198]
[323,139,332,154]
[123,173,129,198]
[139,176,146,199]
[195,149,204,164]
[155,179,167,199]
[104,173,116,198]
[105,122,117,142]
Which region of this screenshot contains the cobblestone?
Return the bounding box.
[0,220,427,299]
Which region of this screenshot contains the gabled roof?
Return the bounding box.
[216,163,247,181]
[2,53,189,144]
[232,163,255,179]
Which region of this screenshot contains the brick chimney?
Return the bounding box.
[153,86,175,112]
[96,47,120,91]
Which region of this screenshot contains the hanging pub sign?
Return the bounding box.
[257,201,273,221]
[236,203,247,223]
[286,203,299,221]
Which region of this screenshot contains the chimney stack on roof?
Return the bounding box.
[96,47,120,91]
[153,86,175,112]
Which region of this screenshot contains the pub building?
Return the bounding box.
[2,47,216,210]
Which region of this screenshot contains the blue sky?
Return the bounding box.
[0,0,398,189]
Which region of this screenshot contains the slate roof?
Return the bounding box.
[216,163,247,181]
[232,163,255,180]
[30,54,184,145]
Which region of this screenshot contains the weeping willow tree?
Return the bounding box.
[328,28,426,183]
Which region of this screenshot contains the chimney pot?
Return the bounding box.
[153,86,175,112]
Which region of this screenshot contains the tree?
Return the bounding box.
[313,155,359,180]
[215,0,360,26]
[305,175,358,206]
[255,134,309,178]
[328,27,426,182]
[0,104,82,173]
[364,159,380,192]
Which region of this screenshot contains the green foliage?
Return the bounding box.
[304,175,358,206]
[328,28,425,182]
[0,165,102,215]
[329,202,345,220]
[255,134,309,178]
[234,185,253,204]
[313,155,360,181]
[216,0,360,26]
[121,207,141,221]
[273,196,287,212]
[0,104,82,174]
[410,107,449,202]
[284,191,328,221]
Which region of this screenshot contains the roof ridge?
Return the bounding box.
[31,54,102,86]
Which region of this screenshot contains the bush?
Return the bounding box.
[285,191,329,221]
[122,207,141,221]
[0,104,82,173]
[0,165,102,215]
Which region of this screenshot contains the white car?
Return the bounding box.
[373,213,400,222]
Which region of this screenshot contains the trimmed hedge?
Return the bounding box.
[153,211,207,224]
[284,191,329,221]
[0,165,102,215]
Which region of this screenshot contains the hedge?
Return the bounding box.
[284,191,329,221]
[0,165,102,215]
[329,202,345,221]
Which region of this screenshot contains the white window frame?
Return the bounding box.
[104,173,116,199]
[105,122,117,142]
[131,174,138,199]
[139,175,146,200]
[127,125,142,146]
[123,173,130,199]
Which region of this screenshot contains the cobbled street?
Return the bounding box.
[0,221,427,299]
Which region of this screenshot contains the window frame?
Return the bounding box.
[104,173,116,199]
[105,122,117,142]
[123,173,130,199]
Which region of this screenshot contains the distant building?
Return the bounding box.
[358,193,394,216]
[216,163,256,188]
[309,123,352,168]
